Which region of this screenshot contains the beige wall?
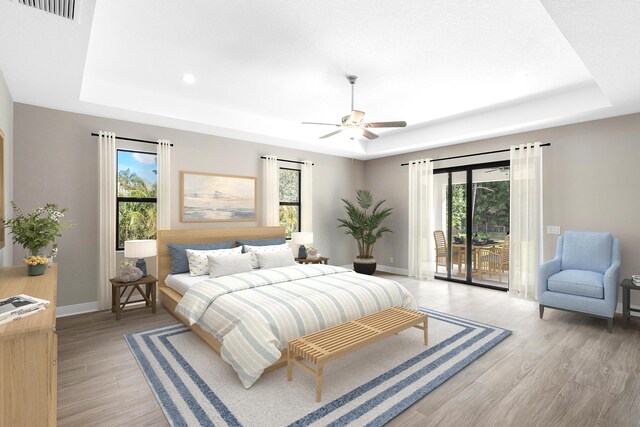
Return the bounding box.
[0,69,13,267]
[364,112,640,305]
[13,104,364,308]
[12,100,640,309]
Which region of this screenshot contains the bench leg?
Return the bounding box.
[287,348,293,381]
[423,319,428,346]
[316,367,323,402]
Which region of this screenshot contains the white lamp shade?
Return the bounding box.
[124,239,157,258]
[291,232,313,245]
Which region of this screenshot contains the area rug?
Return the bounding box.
[125,308,510,427]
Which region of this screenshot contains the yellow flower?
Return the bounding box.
[24,255,48,265]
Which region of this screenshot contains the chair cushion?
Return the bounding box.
[561,231,613,274]
[548,269,604,299]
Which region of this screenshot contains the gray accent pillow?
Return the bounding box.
[168,241,234,274]
[236,237,286,248]
[207,252,253,278]
[255,249,297,269]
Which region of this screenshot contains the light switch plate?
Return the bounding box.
[547,225,561,235]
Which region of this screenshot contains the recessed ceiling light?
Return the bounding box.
[182,74,195,84]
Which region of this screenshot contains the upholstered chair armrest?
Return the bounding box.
[538,257,561,297]
[604,239,621,298]
[603,261,620,294]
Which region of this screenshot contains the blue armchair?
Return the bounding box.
[538,231,620,332]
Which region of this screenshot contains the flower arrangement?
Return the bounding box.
[2,202,72,258]
[23,255,48,266]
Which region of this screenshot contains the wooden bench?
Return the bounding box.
[287,307,428,402]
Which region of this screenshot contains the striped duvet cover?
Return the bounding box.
[175,264,417,388]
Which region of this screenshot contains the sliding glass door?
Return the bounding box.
[434,161,510,290]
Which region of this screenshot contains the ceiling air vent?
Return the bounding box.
[17,0,76,20]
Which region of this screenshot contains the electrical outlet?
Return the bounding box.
[390,257,394,264]
[547,225,561,235]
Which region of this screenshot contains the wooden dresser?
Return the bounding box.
[0,264,57,427]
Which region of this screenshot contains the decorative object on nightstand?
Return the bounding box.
[307,247,319,259]
[110,274,157,320]
[337,189,393,275]
[292,232,313,259]
[124,239,157,277]
[118,259,143,283]
[295,256,329,265]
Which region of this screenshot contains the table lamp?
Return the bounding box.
[291,232,313,259]
[124,239,157,277]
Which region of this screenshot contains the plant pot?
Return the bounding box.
[28,264,47,276]
[354,256,376,275]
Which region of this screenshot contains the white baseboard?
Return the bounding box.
[376,264,409,276]
[616,302,640,318]
[56,301,99,318]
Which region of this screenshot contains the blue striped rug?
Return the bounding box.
[126,308,510,426]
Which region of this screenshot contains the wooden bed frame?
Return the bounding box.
[157,226,289,372]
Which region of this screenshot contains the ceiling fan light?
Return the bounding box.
[182,73,196,84]
[345,127,364,139]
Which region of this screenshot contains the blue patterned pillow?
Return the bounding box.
[168,241,234,274]
[235,237,286,247]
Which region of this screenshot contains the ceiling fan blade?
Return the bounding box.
[362,129,379,140]
[365,121,407,128]
[349,110,365,124]
[302,122,341,127]
[320,129,343,139]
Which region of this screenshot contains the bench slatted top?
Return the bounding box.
[288,307,426,365]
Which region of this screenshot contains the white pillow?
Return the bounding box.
[255,249,297,269]
[243,243,292,268]
[207,252,253,278]
[186,246,242,276]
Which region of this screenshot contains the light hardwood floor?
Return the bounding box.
[56,274,640,426]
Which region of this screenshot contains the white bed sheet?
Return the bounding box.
[165,273,205,296]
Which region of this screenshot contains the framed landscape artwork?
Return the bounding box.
[181,171,257,223]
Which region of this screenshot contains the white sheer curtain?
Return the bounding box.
[262,155,279,226]
[98,131,117,310]
[301,160,313,232]
[157,139,171,230]
[509,142,543,299]
[408,159,435,279]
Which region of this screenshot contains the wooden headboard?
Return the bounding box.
[156,226,286,285]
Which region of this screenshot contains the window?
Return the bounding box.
[116,150,157,250]
[279,168,300,239]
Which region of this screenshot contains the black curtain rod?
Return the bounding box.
[91,133,174,147]
[260,156,314,166]
[400,143,551,166]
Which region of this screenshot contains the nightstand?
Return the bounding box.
[110,274,157,320]
[295,256,329,265]
[621,278,640,328]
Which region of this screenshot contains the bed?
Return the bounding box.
[157,227,417,388]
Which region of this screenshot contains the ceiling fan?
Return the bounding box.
[302,75,407,140]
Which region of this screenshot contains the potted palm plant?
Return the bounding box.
[337,189,392,275]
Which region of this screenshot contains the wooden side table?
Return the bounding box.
[110,274,157,320]
[295,256,329,265]
[621,278,640,328]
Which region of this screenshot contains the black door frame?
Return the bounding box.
[434,160,510,292]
